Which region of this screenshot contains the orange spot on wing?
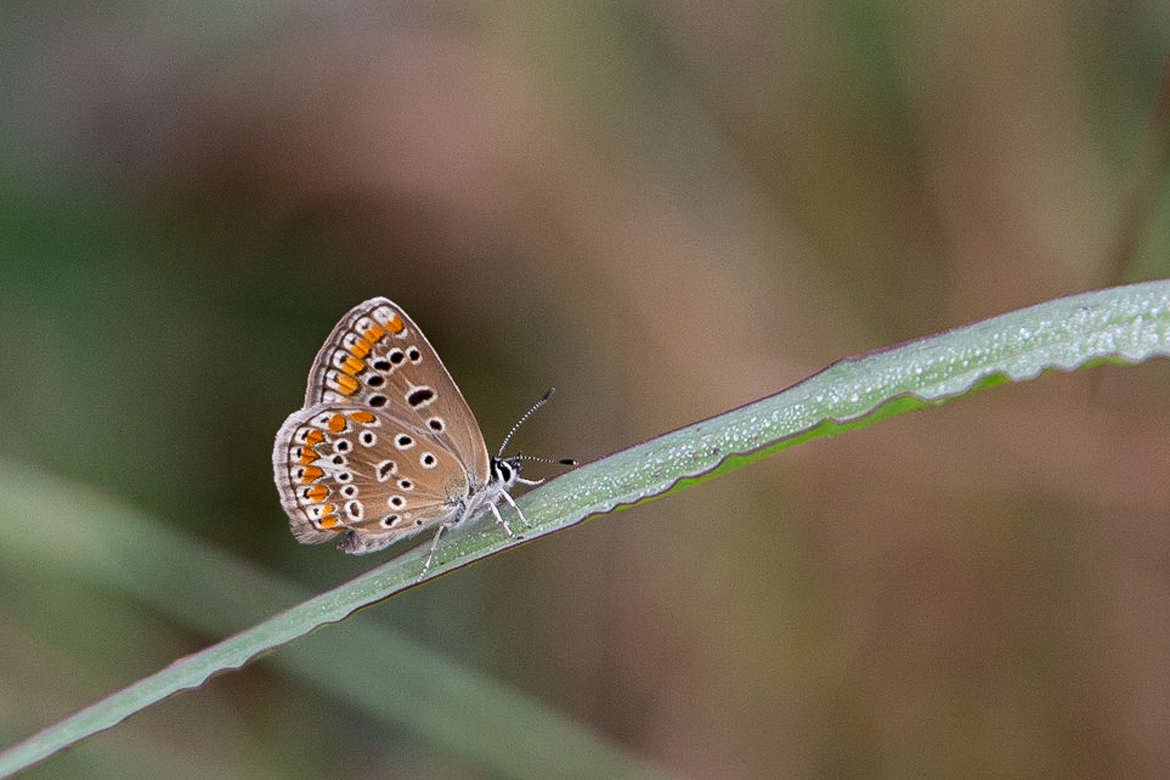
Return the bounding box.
[364,322,385,342]
[348,338,372,358]
[301,465,323,484]
[304,429,325,445]
[305,485,328,503]
[340,355,366,376]
[298,448,317,466]
[386,314,405,334]
[335,373,359,395]
[328,414,347,433]
[319,514,340,529]
[349,411,375,424]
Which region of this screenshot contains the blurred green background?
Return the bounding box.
[3,2,1170,777]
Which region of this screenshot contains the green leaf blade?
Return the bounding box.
[6,279,1170,776]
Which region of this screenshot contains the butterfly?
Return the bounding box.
[272,297,567,574]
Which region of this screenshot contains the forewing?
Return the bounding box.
[300,297,491,486]
[272,403,472,554]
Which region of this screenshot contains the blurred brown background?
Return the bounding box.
[3,2,1170,777]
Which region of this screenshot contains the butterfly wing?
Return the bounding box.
[273,297,492,554]
[273,403,475,553]
[299,297,491,486]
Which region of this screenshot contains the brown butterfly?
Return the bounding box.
[272,298,569,574]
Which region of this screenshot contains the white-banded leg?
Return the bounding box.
[499,488,532,530]
[488,501,514,536]
[417,521,455,582]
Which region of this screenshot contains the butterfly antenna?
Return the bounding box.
[514,453,579,466]
[498,387,556,457]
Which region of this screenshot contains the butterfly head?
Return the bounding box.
[491,452,577,492]
[490,456,523,489]
[490,388,577,492]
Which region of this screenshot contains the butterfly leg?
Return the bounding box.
[418,522,454,581]
[488,501,515,537]
[498,489,532,530]
[516,476,544,486]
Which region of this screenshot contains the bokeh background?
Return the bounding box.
[4,2,1170,777]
